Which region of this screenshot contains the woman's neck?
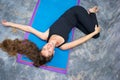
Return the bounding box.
[48,40,57,47]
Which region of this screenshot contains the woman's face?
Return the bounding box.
[41,43,55,57]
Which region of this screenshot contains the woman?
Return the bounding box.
[0,6,100,67]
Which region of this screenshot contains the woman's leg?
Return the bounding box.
[74,6,100,38]
[89,13,98,26]
[89,13,100,38]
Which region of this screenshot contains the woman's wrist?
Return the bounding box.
[92,31,98,36]
[93,30,99,35]
[8,22,12,26]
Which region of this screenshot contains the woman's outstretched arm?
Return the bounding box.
[60,25,101,50]
[1,20,47,40]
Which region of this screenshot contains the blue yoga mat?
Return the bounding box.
[17,0,80,74]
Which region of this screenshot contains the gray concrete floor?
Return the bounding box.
[0,0,120,80]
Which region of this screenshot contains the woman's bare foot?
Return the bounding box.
[88,6,99,14]
[1,20,10,26]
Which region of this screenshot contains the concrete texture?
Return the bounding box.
[0,0,120,80]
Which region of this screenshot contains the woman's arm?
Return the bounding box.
[60,25,101,50]
[1,20,47,40]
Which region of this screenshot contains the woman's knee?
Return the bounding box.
[72,6,85,11]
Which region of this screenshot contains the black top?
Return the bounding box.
[47,6,79,47]
[47,5,100,46]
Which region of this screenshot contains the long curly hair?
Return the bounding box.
[0,39,53,67]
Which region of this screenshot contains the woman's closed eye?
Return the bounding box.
[42,48,51,54]
[42,48,46,51]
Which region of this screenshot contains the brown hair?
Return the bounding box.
[0,39,53,67]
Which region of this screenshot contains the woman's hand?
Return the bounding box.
[1,20,10,26]
[94,25,101,34]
